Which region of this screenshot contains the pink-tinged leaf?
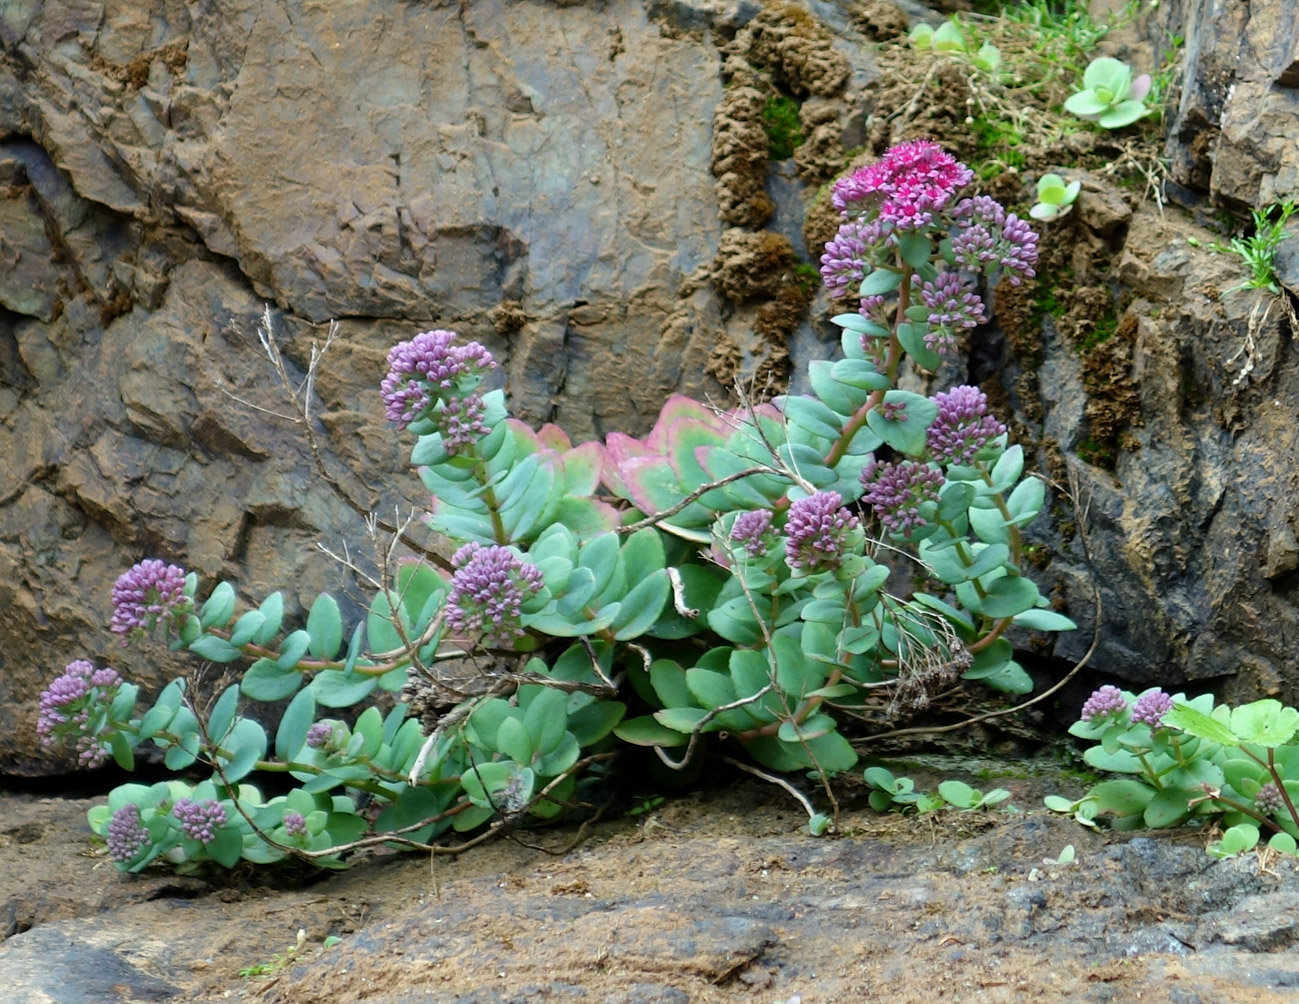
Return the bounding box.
[552,496,621,537]
[601,433,655,498]
[537,424,572,451]
[620,456,686,513]
[645,396,724,451]
[667,418,729,508]
[1129,73,1152,104]
[622,457,714,533]
[506,418,545,457]
[560,441,603,497]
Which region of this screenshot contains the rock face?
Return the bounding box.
[5,0,1299,772]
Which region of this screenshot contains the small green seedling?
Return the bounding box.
[865,768,1009,813]
[937,780,1011,810]
[1188,201,1297,294]
[864,766,948,812]
[1049,843,1076,866]
[1043,793,1100,829]
[1030,173,1081,222]
[628,795,665,817]
[240,929,307,979]
[909,19,1001,72]
[1064,57,1152,128]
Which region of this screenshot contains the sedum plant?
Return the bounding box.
[40,139,1070,874]
[1056,686,1299,858]
[1063,56,1152,129]
[1030,173,1081,223]
[909,18,1001,73]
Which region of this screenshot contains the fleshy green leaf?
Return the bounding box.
[241,658,303,702]
[254,593,285,646]
[306,594,344,661]
[614,715,688,747]
[865,391,938,457]
[980,575,1041,618]
[1230,700,1299,747]
[219,718,267,783]
[311,669,378,707]
[275,629,313,671]
[1012,609,1077,631]
[199,582,236,630]
[1164,703,1239,746]
[1090,779,1155,817]
[275,687,316,761]
[860,268,903,296]
[189,635,242,663]
[207,685,240,744]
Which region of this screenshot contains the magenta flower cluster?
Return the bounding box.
[918,271,987,355]
[380,329,496,431]
[107,805,152,864]
[110,559,191,641]
[1130,689,1173,727]
[730,509,775,558]
[446,543,545,648]
[305,722,335,749]
[1080,685,1127,722]
[926,386,1006,466]
[282,811,307,837]
[1256,782,1285,816]
[830,139,973,229]
[860,460,944,535]
[37,659,123,767]
[173,798,227,843]
[437,392,491,455]
[950,196,1039,286]
[820,220,880,298]
[784,491,860,575]
[880,400,907,422]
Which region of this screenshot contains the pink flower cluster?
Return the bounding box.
[173,797,227,843]
[381,329,496,432]
[111,559,191,641]
[446,543,545,648]
[784,491,861,575]
[950,196,1039,286]
[860,460,944,535]
[730,509,775,558]
[830,139,974,230]
[1080,685,1127,722]
[926,386,1006,466]
[914,270,982,345]
[107,805,151,863]
[37,659,124,767]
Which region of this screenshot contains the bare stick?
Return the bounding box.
[720,755,817,821]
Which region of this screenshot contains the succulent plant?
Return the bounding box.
[1030,173,1081,222]
[908,19,1000,72]
[1064,56,1151,129]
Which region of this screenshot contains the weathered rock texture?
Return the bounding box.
[6,785,1299,1004]
[1156,0,1299,207]
[5,0,1299,772]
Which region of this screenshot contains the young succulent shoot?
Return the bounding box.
[908,19,1000,71]
[1030,173,1081,222]
[973,43,1001,73]
[1064,56,1152,129]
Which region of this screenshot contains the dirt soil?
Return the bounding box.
[4,768,1299,1004]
